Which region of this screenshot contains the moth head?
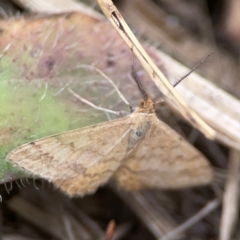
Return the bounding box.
[136,97,155,114]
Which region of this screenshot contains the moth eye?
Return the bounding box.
[136,131,143,137]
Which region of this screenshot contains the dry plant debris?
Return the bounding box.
[1,0,240,239]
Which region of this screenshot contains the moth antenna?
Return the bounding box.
[20,179,27,188]
[153,92,163,103]
[132,55,148,101]
[4,182,12,194]
[15,180,21,189]
[153,52,213,103]
[173,52,214,87]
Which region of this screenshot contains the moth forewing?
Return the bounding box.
[7,117,134,196]
[113,112,213,191]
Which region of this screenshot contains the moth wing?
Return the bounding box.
[7,117,132,196]
[113,115,213,190]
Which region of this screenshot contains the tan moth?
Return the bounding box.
[6,68,213,197]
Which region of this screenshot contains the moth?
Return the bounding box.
[6,69,213,197]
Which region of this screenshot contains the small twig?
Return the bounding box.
[160,198,221,240]
[105,220,116,240]
[39,82,48,102]
[77,64,132,112]
[68,88,120,116]
[110,184,182,239]
[220,149,240,240]
[53,79,74,97]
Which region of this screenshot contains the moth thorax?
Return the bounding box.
[136,98,155,114]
